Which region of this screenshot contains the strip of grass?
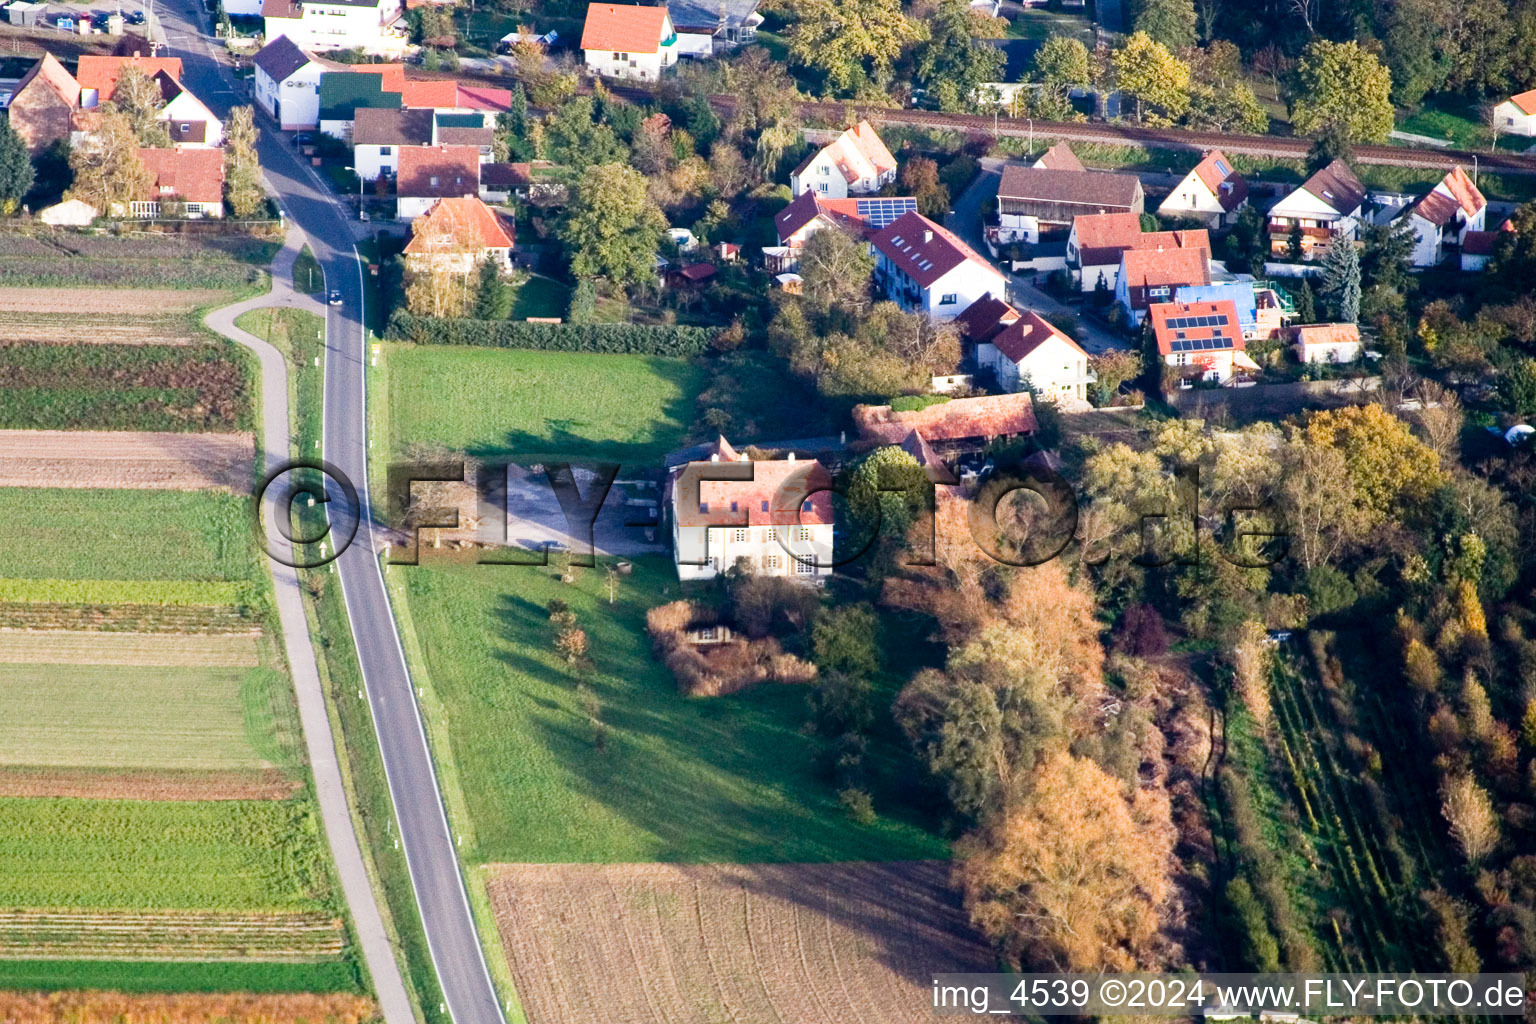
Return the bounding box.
[506,274,570,320]
[383,345,704,464]
[0,257,265,290]
[0,489,255,582]
[393,555,947,863]
[0,797,334,910]
[292,246,325,296]
[0,959,364,994]
[236,307,326,461]
[0,664,287,773]
[0,341,253,432]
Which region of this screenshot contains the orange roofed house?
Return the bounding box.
[1149,299,1258,385]
[1067,211,1209,294]
[665,436,834,582]
[77,54,223,147]
[1115,245,1212,325]
[8,54,80,154]
[1395,166,1486,268]
[852,392,1037,456]
[581,2,679,81]
[789,120,897,198]
[125,147,225,218]
[403,196,514,274]
[1157,149,1249,228]
[975,308,1094,402]
[395,144,479,219]
[1494,90,1536,136]
[764,190,917,272]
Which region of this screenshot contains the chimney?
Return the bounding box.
[788,452,796,462]
[710,453,719,462]
[839,430,846,444]
[923,229,933,243]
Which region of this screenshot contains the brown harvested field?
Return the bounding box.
[0,991,376,1024]
[483,861,995,1024]
[0,629,260,667]
[0,766,299,801]
[0,312,196,345]
[0,602,258,634]
[0,288,235,315]
[0,430,255,492]
[0,908,346,962]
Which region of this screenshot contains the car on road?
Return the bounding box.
[328,290,343,306]
[126,9,145,23]
[293,132,312,146]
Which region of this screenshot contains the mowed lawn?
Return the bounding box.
[0,488,253,581]
[0,798,332,909]
[0,664,294,772]
[398,556,947,864]
[384,346,704,465]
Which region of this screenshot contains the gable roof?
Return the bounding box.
[1074,212,1209,269]
[13,53,80,107]
[790,121,897,185]
[481,161,533,187]
[400,78,460,109]
[674,452,835,528]
[1033,142,1085,172]
[1190,149,1247,212]
[1292,322,1359,349]
[434,111,493,146]
[954,291,1020,343]
[136,146,223,204]
[1149,298,1243,356]
[852,392,1037,444]
[1508,89,1536,115]
[773,191,914,243]
[318,70,402,121]
[456,84,514,111]
[869,211,998,290]
[1412,165,1487,227]
[989,309,1086,364]
[1120,246,1210,290]
[997,166,1143,209]
[396,144,480,198]
[580,2,673,53]
[403,196,514,252]
[1299,159,1365,215]
[77,54,183,102]
[252,35,315,83]
[353,106,432,146]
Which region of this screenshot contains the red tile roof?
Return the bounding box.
[1292,323,1359,349]
[852,393,1037,445]
[954,292,1020,343]
[790,121,896,186]
[403,196,514,252]
[674,454,835,528]
[400,78,460,109]
[998,166,1143,209]
[1461,229,1500,255]
[1413,165,1486,226]
[1190,149,1248,212]
[1510,89,1536,115]
[14,53,80,107]
[349,63,408,94]
[76,55,183,102]
[580,2,673,53]
[1299,159,1366,215]
[1034,142,1085,172]
[1149,299,1243,356]
[136,146,223,204]
[396,144,480,198]
[1072,214,1208,269]
[989,309,1085,364]
[773,191,908,244]
[1119,246,1211,305]
[455,84,513,111]
[870,211,997,290]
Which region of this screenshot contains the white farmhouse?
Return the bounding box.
[1494,90,1536,137]
[788,121,897,198]
[667,437,834,583]
[1394,166,1486,268]
[352,107,432,180]
[977,308,1095,402]
[262,0,408,56]
[870,210,1006,321]
[1157,149,1249,228]
[580,3,678,81]
[252,36,336,130]
[1291,323,1362,364]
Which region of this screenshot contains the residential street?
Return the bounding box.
[153,8,510,1024]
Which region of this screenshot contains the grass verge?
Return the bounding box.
[0,959,363,994]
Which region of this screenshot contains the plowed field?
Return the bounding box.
[0,767,299,801]
[0,630,260,667]
[0,431,253,492]
[484,861,994,1024]
[0,289,236,314]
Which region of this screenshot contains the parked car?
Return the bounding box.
[126,10,146,24]
[327,290,343,306]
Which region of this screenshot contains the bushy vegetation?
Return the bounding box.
[386,312,714,356]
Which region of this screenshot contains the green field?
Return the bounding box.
[0,958,363,994]
[382,346,705,464]
[0,489,254,582]
[506,275,571,320]
[0,663,297,772]
[393,556,947,863]
[0,797,332,909]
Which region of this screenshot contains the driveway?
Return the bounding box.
[502,465,665,557]
[946,158,1131,355]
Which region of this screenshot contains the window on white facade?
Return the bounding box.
[794,557,815,575]
[380,145,391,155]
[732,529,748,542]
[1149,286,1170,298]
[817,182,828,193]
[612,51,620,59]
[796,527,812,541]
[939,293,957,305]
[764,554,780,570]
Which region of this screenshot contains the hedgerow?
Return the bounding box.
[385,310,713,356]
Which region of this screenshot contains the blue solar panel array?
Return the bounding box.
[1163,314,1230,330]
[1169,336,1230,352]
[857,197,917,228]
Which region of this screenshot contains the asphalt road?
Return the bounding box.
[154,11,509,1024]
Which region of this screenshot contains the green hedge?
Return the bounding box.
[385,311,714,356]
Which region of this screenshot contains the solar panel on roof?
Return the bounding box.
[1214,159,1231,176]
[857,197,917,228]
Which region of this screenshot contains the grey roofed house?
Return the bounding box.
[353,106,432,146]
[251,33,312,84]
[996,165,1145,227]
[666,0,762,45]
